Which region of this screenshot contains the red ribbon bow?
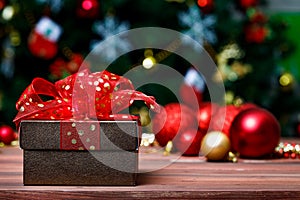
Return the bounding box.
[13,69,160,126]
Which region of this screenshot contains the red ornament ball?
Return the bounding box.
[77,0,100,19]
[179,83,203,110]
[249,11,268,24]
[245,24,269,44]
[211,103,256,137]
[197,102,219,132]
[152,103,198,147]
[0,125,16,145]
[173,128,205,156]
[197,0,214,13]
[0,0,6,10]
[239,0,258,9]
[230,108,280,158]
[49,58,66,79]
[67,53,84,74]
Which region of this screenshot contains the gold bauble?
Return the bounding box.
[200,131,231,161]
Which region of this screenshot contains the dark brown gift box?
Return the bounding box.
[19,120,140,186]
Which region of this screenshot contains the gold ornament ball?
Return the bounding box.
[200,131,231,161]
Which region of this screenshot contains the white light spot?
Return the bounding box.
[142,57,156,69]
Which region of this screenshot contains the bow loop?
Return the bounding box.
[14,70,160,126]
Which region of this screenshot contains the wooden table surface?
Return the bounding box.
[1,140,300,199]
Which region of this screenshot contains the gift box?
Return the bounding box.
[14,69,160,186]
[20,119,140,185]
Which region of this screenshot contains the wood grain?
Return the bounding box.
[1,142,300,199]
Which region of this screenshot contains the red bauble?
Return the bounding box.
[249,11,268,24]
[0,125,15,145]
[197,0,214,14]
[180,68,205,110]
[50,54,84,80]
[211,103,256,137]
[152,103,198,147]
[197,102,219,132]
[245,24,268,44]
[0,0,6,10]
[77,0,100,19]
[49,58,67,79]
[173,129,205,156]
[67,53,83,74]
[230,108,281,158]
[211,105,239,137]
[179,83,203,110]
[239,0,258,9]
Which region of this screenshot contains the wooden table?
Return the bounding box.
[1,141,300,199]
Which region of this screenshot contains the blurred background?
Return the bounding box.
[0,0,300,137]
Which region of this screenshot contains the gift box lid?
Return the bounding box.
[19,120,140,151]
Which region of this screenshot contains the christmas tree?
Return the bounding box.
[0,0,297,137]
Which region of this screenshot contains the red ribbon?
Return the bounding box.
[13,69,160,126]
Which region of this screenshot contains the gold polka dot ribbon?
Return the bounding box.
[60,121,100,150]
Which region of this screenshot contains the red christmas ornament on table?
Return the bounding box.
[28,17,62,60]
[173,128,205,156]
[77,0,100,19]
[230,108,281,158]
[179,68,205,110]
[197,102,219,132]
[152,103,198,147]
[0,125,16,145]
[211,103,256,137]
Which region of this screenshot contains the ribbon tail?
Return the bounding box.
[111,90,161,114]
